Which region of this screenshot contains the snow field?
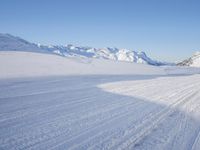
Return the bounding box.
[0,75,200,150]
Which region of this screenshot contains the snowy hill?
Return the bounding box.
[0,51,166,79]
[0,33,165,65]
[0,33,47,53]
[177,51,200,67]
[0,51,199,79]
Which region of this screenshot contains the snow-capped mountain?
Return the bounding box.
[40,44,164,65]
[0,33,165,65]
[177,52,200,67]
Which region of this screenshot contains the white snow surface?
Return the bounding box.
[0,51,200,150]
[1,51,199,79]
[0,51,166,79]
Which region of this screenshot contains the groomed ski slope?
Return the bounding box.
[0,51,200,150]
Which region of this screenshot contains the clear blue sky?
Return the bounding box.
[0,0,200,62]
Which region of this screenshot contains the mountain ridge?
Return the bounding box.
[0,33,168,66]
[177,51,200,67]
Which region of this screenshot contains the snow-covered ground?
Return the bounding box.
[0,51,166,79]
[0,51,200,150]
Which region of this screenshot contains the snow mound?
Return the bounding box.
[0,51,199,79]
[0,51,166,79]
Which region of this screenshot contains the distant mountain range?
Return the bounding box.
[0,33,187,66]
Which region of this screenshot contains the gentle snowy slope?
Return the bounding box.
[0,51,199,79]
[178,51,200,67]
[0,51,165,79]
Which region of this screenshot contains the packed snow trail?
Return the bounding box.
[0,75,200,150]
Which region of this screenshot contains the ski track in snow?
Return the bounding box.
[0,75,200,150]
